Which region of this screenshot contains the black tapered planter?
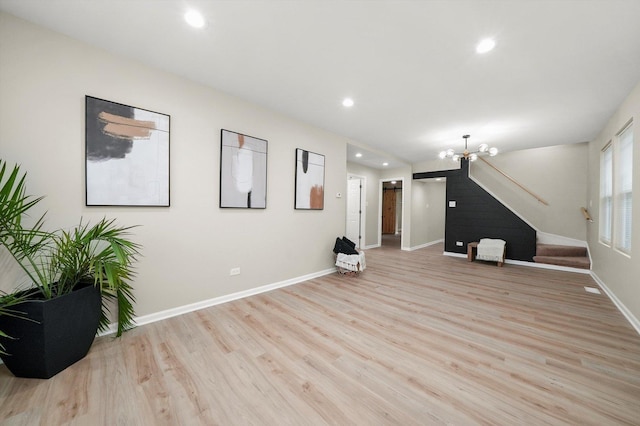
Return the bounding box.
[0,282,101,379]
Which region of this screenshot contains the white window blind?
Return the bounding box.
[614,124,633,253]
[600,143,613,245]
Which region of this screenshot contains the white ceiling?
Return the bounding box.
[2,0,640,169]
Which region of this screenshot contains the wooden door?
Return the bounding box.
[382,188,396,234]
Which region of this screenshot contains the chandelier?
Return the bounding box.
[439,134,498,162]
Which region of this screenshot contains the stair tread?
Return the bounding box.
[533,255,590,269]
[536,243,587,249]
[536,243,587,257]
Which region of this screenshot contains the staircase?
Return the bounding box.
[533,244,590,270]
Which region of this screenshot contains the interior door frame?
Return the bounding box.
[346,173,366,248]
[378,177,405,248]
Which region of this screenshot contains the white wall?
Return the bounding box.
[412,146,589,242]
[410,179,446,248]
[0,13,347,317]
[587,80,640,325]
[349,161,446,251]
[469,143,589,241]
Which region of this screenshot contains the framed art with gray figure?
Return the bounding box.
[85,96,170,206]
[220,129,268,209]
[295,148,324,210]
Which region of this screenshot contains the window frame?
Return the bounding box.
[613,121,633,255]
[599,141,613,246]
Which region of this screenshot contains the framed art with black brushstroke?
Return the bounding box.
[220,129,268,209]
[85,96,170,206]
[295,148,324,210]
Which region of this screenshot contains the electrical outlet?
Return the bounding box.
[230,267,240,276]
[456,241,464,247]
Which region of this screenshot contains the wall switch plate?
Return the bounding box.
[456,241,464,246]
[230,267,240,276]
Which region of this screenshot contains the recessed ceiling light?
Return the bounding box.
[342,98,354,107]
[185,9,206,28]
[382,162,389,166]
[476,38,495,54]
[355,152,362,158]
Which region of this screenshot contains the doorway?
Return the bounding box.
[346,174,366,248]
[379,178,404,248]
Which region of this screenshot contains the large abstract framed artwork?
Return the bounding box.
[85,96,170,206]
[295,148,325,210]
[220,129,268,209]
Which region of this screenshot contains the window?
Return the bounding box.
[599,142,613,245]
[614,123,633,254]
[600,121,633,254]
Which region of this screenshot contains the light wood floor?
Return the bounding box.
[1,243,639,425]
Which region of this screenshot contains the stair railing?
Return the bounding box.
[581,207,593,222]
[478,157,549,206]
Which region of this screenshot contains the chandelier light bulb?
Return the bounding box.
[438,134,499,161]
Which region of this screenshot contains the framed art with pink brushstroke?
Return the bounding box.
[295,148,324,210]
[219,129,268,209]
[85,96,170,206]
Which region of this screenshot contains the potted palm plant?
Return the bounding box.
[0,159,141,378]
[0,291,30,356]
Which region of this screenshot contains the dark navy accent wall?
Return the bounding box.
[413,159,536,261]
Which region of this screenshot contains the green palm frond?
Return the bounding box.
[51,217,141,336]
[0,291,37,355]
[1,159,141,341]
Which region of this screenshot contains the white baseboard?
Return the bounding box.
[443,251,638,335]
[503,258,591,274]
[443,251,466,259]
[5,263,636,372]
[98,267,337,337]
[0,268,337,366]
[443,251,591,274]
[364,243,381,250]
[409,239,444,251]
[590,272,640,336]
[100,262,638,345]
[536,231,588,247]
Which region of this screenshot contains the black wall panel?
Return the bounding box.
[414,159,536,261]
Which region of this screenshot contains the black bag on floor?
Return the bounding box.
[333,237,358,255]
[341,236,357,249]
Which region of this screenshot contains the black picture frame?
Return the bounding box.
[294,148,325,210]
[85,96,170,207]
[219,129,268,209]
